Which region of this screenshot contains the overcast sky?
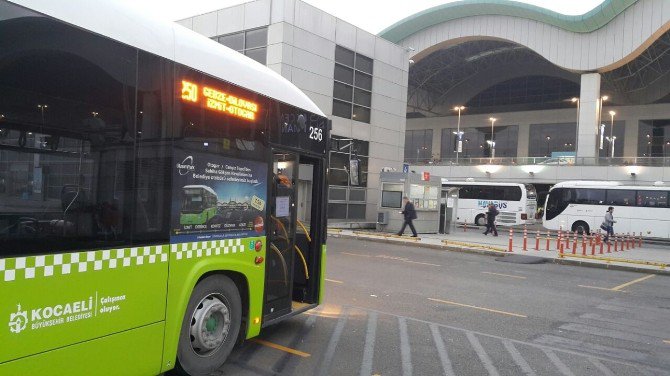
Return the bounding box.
[121,0,607,34]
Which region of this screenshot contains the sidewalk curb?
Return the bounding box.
[329,233,670,276]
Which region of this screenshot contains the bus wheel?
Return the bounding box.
[176,275,241,376]
[572,221,590,235]
[475,214,486,226]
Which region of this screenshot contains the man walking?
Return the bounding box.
[483,203,499,236]
[397,196,418,237]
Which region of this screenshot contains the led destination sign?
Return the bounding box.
[181,80,259,121]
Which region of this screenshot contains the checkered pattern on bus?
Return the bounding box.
[0,246,168,282]
[170,239,245,260]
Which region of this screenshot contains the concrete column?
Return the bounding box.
[577,73,601,163]
[623,119,638,159]
[516,123,530,158]
[431,128,441,160]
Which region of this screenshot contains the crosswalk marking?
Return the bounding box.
[466,332,500,376]
[541,348,575,376]
[429,324,456,376]
[398,317,413,376]
[360,312,378,376]
[502,340,536,376]
[316,308,349,376]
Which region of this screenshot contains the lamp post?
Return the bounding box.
[37,104,48,124]
[453,106,465,163]
[489,117,497,161]
[597,95,608,154]
[608,111,616,158]
[606,136,616,159]
[545,136,551,157]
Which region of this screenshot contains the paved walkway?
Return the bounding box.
[328,226,670,274]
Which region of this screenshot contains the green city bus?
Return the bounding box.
[180,185,219,226]
[0,1,330,375]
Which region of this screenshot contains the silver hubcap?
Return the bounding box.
[189,294,231,356]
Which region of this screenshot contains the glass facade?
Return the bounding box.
[213,27,268,65]
[328,136,369,219]
[439,125,518,159]
[638,119,670,157]
[404,129,433,162]
[528,123,576,157]
[332,46,373,123]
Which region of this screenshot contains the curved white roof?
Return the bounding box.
[9,0,324,116]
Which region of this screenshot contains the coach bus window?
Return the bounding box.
[545,188,569,220]
[0,7,137,256]
[574,189,605,205]
[606,190,636,206]
[636,191,668,207]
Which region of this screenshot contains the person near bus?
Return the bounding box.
[397,196,418,237]
[483,203,499,236]
[602,206,616,242]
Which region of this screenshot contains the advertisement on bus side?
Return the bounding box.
[171,150,267,243]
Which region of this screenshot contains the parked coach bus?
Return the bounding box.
[543,181,670,238]
[0,1,330,375]
[442,181,537,226]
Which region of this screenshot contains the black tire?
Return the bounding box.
[572,221,590,235]
[475,214,486,226]
[175,275,242,376]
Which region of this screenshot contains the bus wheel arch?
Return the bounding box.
[572,221,590,235]
[475,214,486,226]
[175,273,246,375]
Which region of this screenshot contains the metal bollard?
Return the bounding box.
[599,234,604,254]
[619,235,624,251]
[607,240,611,253]
[572,231,577,254]
[508,228,514,252]
[638,232,643,247]
[556,227,562,250]
[581,233,586,256]
[464,222,467,232]
[626,232,631,250]
[535,230,540,251]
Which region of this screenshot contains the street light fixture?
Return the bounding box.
[570,97,580,156]
[606,136,617,158]
[453,105,465,163]
[608,111,616,157]
[489,117,497,160]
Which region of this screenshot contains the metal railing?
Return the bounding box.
[405,156,670,167]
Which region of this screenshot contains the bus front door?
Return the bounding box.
[264,151,326,324]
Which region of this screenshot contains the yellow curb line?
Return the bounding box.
[325,278,343,284]
[428,298,527,318]
[442,240,507,253]
[558,253,667,269]
[251,339,311,357]
[577,284,626,292]
[353,231,421,241]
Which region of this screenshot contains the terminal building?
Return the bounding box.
[179,0,670,222]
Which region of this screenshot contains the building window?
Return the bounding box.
[213,27,268,65]
[638,119,670,158]
[438,125,519,161]
[332,45,373,123]
[328,136,369,220]
[528,123,576,158]
[405,130,433,162]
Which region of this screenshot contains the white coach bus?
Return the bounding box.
[543,181,670,238]
[442,181,537,226]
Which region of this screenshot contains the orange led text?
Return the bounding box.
[180,80,258,121]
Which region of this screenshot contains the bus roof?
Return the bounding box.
[552,181,668,190]
[10,0,325,117]
[183,185,218,196]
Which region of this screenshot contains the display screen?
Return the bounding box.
[181,80,259,121]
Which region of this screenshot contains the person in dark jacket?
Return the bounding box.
[397,196,418,237]
[483,203,499,236]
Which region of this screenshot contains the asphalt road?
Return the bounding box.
[217,236,670,376]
